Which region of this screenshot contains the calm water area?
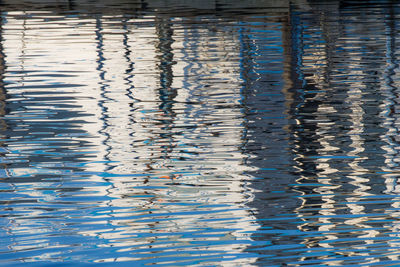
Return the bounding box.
[2,0,400,266]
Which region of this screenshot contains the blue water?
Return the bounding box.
[1,0,400,266]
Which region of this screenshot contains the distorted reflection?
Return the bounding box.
[1,0,400,266]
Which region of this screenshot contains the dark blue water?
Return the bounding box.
[1,0,400,266]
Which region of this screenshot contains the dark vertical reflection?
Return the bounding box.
[95,15,112,171]
[381,3,400,262]
[239,8,303,263]
[154,16,176,173]
[242,1,400,265]
[0,14,8,170]
[289,2,342,258]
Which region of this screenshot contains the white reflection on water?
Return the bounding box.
[1,11,260,265]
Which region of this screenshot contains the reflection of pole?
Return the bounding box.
[122,17,137,158]
[154,16,176,172]
[94,15,117,260]
[155,17,176,117]
[95,15,113,171]
[122,17,135,104]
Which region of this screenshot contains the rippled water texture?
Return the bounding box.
[3,0,400,266]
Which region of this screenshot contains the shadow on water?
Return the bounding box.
[2,0,400,266]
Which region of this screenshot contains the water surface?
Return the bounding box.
[1,0,400,266]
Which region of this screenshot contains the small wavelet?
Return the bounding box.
[1,1,400,266]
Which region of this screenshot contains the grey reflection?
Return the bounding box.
[287,2,392,265]
[240,7,302,264]
[243,1,400,266]
[382,3,400,262]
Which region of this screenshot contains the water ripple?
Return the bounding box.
[1,1,400,266]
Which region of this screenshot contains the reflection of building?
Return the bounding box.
[87,14,260,263]
[4,0,400,265]
[0,8,262,263]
